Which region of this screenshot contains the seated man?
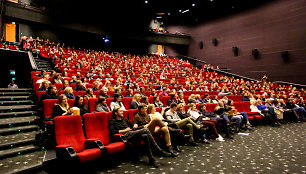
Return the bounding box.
[165,103,200,146]
[109,106,171,168]
[286,98,306,122]
[133,104,178,157]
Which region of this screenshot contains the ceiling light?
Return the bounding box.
[179,9,182,12]
[145,1,148,4]
[192,4,195,7]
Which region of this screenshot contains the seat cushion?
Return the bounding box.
[105,142,125,154]
[77,148,101,163]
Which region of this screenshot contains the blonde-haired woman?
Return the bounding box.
[130,94,141,109]
[51,94,73,118]
[103,80,113,92]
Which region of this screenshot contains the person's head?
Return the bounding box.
[204,93,209,99]
[170,103,178,111]
[97,96,106,105]
[76,80,83,87]
[176,103,184,112]
[257,99,262,105]
[112,106,123,119]
[195,94,201,99]
[58,94,68,107]
[265,98,271,104]
[227,99,234,106]
[43,74,50,80]
[86,88,93,95]
[74,95,84,107]
[133,94,141,102]
[47,85,57,94]
[178,92,184,99]
[127,89,133,95]
[105,80,111,87]
[65,87,73,94]
[41,80,49,89]
[63,80,69,87]
[189,103,196,111]
[93,81,100,88]
[147,104,156,114]
[138,104,147,114]
[199,104,206,112]
[113,93,122,102]
[212,95,218,100]
[140,87,145,92]
[153,95,160,102]
[141,96,148,103]
[250,99,257,106]
[169,93,177,100]
[217,101,224,108]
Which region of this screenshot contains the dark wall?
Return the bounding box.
[0,49,32,88]
[166,0,306,85]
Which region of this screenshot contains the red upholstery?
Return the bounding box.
[161,96,171,106]
[205,103,218,112]
[83,113,125,154]
[43,99,58,118]
[54,115,101,163]
[88,98,98,113]
[127,109,139,122]
[106,98,113,108]
[122,97,133,110]
[37,91,46,102]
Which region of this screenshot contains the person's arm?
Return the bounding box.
[165,112,180,122]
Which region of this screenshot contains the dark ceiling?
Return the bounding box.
[34,0,274,34]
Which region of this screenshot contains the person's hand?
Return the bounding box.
[204,117,210,121]
[217,115,220,118]
[67,108,73,114]
[144,124,148,128]
[124,128,132,133]
[133,124,138,129]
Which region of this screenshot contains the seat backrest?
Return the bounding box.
[83,112,110,145]
[43,99,58,118]
[37,91,46,102]
[54,115,86,153]
[122,97,133,110]
[106,98,114,108]
[161,96,171,106]
[205,103,218,112]
[127,109,139,123]
[88,98,98,113]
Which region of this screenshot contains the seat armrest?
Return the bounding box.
[85,139,105,151]
[111,134,128,144]
[55,145,78,161]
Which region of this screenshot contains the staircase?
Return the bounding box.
[0,88,45,174]
[33,54,53,71]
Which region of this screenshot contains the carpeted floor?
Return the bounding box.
[49,122,305,174]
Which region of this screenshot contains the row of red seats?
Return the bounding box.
[54,113,125,163]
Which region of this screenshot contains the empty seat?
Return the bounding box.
[54,115,103,163]
[83,112,125,154]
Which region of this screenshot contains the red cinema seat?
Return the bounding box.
[161,96,171,106]
[88,98,98,113]
[205,103,218,112]
[83,113,125,155]
[37,91,46,102]
[77,91,87,96]
[43,99,58,118]
[122,97,133,110]
[106,98,114,108]
[127,109,139,123]
[108,91,115,97]
[54,115,103,163]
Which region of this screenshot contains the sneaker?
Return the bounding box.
[216,135,225,142]
[189,141,198,146]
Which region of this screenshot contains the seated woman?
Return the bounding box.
[130,94,141,109]
[227,99,252,130]
[64,87,75,99]
[187,94,197,104]
[188,103,224,141]
[195,94,204,104]
[110,93,126,111]
[211,95,219,103]
[103,80,113,92]
[51,94,73,118]
[215,100,243,133]
[84,88,96,100]
[95,96,110,113]
[153,95,164,108]
[74,95,89,117]
[167,93,178,106]
[177,92,186,106]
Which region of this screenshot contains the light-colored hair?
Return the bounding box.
[133,94,141,102]
[65,87,73,94]
[147,104,155,114]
